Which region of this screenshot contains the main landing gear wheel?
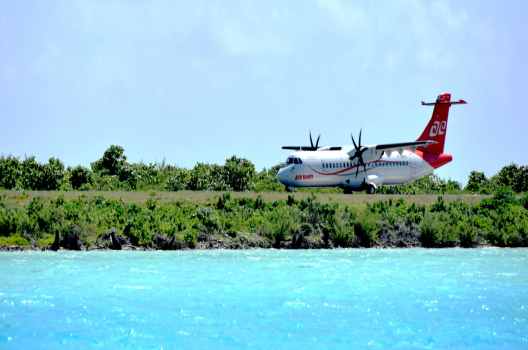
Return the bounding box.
[343,188,353,195]
[367,184,376,195]
[285,185,294,193]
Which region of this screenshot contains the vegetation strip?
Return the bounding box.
[1,188,527,251]
[1,145,528,194]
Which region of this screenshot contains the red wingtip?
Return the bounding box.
[459,99,467,104]
[421,101,425,105]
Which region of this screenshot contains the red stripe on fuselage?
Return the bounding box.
[307,160,396,176]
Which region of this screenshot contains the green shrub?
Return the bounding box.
[122,215,150,245]
[519,193,528,210]
[459,222,477,246]
[223,156,256,192]
[266,208,298,242]
[354,212,379,247]
[331,215,354,247]
[165,167,190,191]
[217,192,232,210]
[226,228,238,238]
[420,213,439,247]
[430,196,447,212]
[146,198,157,210]
[184,229,197,248]
[0,206,20,237]
[0,234,30,246]
[91,145,127,176]
[69,165,94,190]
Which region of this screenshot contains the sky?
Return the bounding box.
[1,0,527,185]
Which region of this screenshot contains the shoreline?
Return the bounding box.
[0,228,508,252]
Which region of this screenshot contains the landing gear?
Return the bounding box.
[367,184,376,195]
[343,187,353,194]
[285,185,294,193]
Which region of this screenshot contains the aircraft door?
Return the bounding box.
[410,153,416,178]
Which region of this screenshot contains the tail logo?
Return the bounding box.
[429,121,446,137]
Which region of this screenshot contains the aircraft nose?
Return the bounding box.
[277,167,288,185]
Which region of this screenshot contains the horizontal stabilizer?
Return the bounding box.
[421,100,467,106]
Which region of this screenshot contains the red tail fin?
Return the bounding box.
[416,93,466,154]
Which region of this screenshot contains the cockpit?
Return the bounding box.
[285,157,303,165]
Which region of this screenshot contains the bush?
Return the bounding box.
[420,213,439,247]
[91,145,127,176]
[0,234,30,246]
[187,163,229,191]
[354,212,379,247]
[69,165,94,190]
[331,215,354,247]
[0,155,22,189]
[459,222,477,247]
[165,167,190,191]
[266,208,299,243]
[184,229,197,248]
[430,196,447,213]
[217,192,232,210]
[495,163,528,193]
[223,156,256,191]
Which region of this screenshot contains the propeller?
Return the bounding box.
[350,128,368,178]
[309,130,321,150]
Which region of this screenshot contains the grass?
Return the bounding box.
[2,190,498,209]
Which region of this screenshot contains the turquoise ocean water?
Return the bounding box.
[0,249,527,349]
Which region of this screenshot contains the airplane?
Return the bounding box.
[277,93,467,194]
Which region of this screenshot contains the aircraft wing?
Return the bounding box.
[282,146,318,151]
[375,141,437,156]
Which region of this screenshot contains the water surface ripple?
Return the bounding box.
[1,249,527,349]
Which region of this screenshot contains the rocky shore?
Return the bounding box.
[1,222,507,252]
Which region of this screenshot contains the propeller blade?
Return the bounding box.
[359,128,362,148]
[309,131,314,149]
[315,134,321,149]
[363,162,367,175]
[351,133,359,151]
[355,165,359,178]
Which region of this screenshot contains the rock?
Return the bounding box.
[51,230,60,251]
[100,230,130,248]
[110,232,122,250]
[197,231,208,242]
[60,227,84,251]
[152,234,173,250]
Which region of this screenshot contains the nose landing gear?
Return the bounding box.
[285,185,294,193]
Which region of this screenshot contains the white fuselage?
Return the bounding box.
[277,147,435,190]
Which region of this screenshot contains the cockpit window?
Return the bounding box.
[286,157,302,165]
